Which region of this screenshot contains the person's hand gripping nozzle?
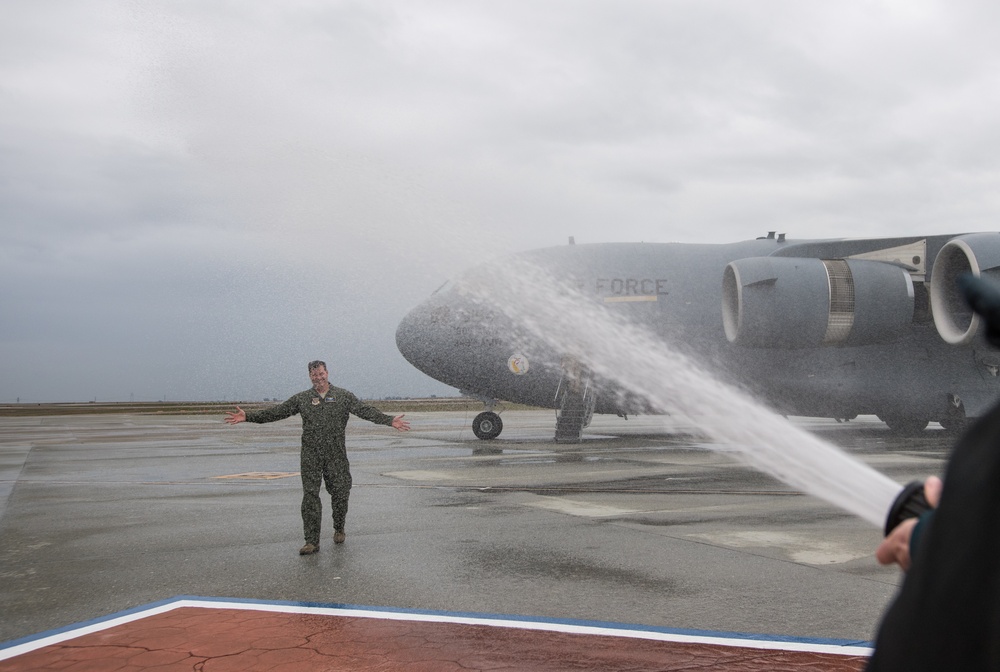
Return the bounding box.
[884,481,932,537]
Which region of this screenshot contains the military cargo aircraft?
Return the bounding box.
[395,232,1000,440]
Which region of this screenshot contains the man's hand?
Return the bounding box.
[391,414,410,431]
[876,475,943,570]
[225,406,247,425]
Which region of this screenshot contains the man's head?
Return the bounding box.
[308,360,328,390]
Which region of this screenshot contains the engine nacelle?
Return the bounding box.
[930,233,1000,345]
[722,257,914,348]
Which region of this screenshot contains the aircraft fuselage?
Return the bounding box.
[396,234,1000,435]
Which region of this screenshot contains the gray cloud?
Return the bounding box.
[2,0,1000,402]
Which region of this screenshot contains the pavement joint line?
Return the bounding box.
[457,485,805,496]
[212,472,299,480]
[0,595,874,662]
[1,479,808,494]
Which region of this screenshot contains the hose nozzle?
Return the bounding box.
[885,480,932,536]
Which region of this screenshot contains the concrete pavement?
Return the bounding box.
[0,409,952,668]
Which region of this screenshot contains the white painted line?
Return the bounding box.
[0,597,873,661]
[0,600,190,661]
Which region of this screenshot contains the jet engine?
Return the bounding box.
[722,257,914,348]
[930,233,1000,345]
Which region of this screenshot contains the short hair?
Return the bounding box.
[308,360,326,371]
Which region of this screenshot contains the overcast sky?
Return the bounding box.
[3,0,1000,403]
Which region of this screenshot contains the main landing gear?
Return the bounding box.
[878,413,929,435]
[939,393,968,434]
[878,394,968,435]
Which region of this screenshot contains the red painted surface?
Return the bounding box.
[0,607,868,671]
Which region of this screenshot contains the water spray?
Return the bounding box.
[461,260,905,528]
[460,262,1000,537]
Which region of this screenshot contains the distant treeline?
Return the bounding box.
[0,398,541,417]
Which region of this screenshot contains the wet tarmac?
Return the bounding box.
[0,409,953,668]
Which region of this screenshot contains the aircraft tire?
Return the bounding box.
[879,414,929,435]
[939,416,968,433]
[472,411,503,440]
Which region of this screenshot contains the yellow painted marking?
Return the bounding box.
[213,472,299,480]
[525,496,639,518]
[384,470,457,481]
[686,531,867,565]
[603,296,658,303]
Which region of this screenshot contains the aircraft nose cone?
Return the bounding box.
[396,294,476,390]
[395,301,442,376]
[395,307,421,365]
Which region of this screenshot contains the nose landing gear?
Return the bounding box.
[472,411,503,440]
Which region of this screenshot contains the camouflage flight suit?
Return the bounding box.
[244,386,393,546]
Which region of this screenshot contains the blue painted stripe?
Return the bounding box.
[0,594,873,652]
[172,595,873,648]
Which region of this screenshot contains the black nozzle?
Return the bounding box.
[885,481,932,536]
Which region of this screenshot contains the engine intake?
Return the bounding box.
[930,233,1000,345]
[722,257,914,348]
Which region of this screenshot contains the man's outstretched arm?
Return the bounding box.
[225,406,246,424]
